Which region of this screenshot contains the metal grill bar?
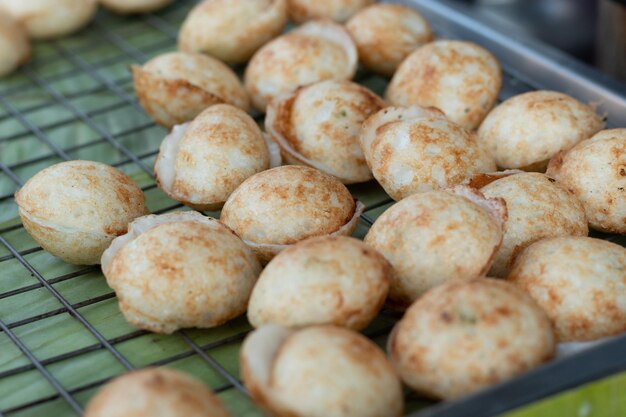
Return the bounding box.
[2,329,251,413]
[0,267,98,299]
[0,96,71,161]
[0,23,173,98]
[19,67,154,177]
[3,121,157,174]
[0,79,132,125]
[5,292,116,329]
[0,236,134,371]
[0,247,43,264]
[0,330,146,380]
[179,331,249,395]
[0,319,83,414]
[2,97,141,143]
[0,163,23,186]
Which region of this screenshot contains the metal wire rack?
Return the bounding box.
[0,1,624,416]
[0,3,403,416]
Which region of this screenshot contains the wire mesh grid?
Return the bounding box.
[0,1,624,416]
[0,3,403,416]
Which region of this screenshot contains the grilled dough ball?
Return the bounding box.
[346,4,433,77]
[509,237,626,342]
[99,0,172,14]
[478,90,604,171]
[286,0,375,23]
[389,279,555,399]
[84,368,231,417]
[179,0,287,64]
[241,324,403,417]
[101,212,261,333]
[266,80,385,183]
[547,128,626,233]
[154,104,278,211]
[132,52,249,128]
[0,9,30,77]
[15,161,147,265]
[220,166,364,263]
[359,106,496,201]
[475,172,588,277]
[244,20,357,112]
[2,0,97,39]
[364,186,506,307]
[248,236,390,330]
[386,40,501,130]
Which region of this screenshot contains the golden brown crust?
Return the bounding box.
[133,52,250,127]
[480,172,589,277]
[15,160,147,265]
[360,106,497,200]
[154,105,270,210]
[464,170,526,189]
[266,80,384,183]
[477,91,604,170]
[178,0,287,64]
[286,0,375,23]
[508,237,626,342]
[84,368,231,417]
[0,9,30,76]
[220,166,357,247]
[248,235,391,330]
[346,3,433,76]
[241,325,403,417]
[389,278,555,399]
[3,0,98,40]
[99,0,173,14]
[132,65,225,128]
[244,20,357,112]
[364,189,505,306]
[103,214,261,333]
[546,129,626,233]
[386,40,501,129]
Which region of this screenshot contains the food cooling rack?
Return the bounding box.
[0,1,625,416]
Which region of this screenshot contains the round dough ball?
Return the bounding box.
[241,324,403,417]
[266,80,385,183]
[508,237,626,342]
[101,211,261,333]
[359,106,497,201]
[346,4,433,77]
[364,186,506,307]
[154,104,278,211]
[478,90,604,171]
[132,52,250,128]
[99,0,172,14]
[386,40,501,130]
[0,9,30,77]
[2,0,97,39]
[15,160,148,265]
[477,172,589,277]
[220,166,363,263]
[547,128,626,233]
[389,278,555,399]
[248,236,390,330]
[244,20,357,112]
[286,0,374,23]
[84,368,231,417]
[178,0,287,64]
